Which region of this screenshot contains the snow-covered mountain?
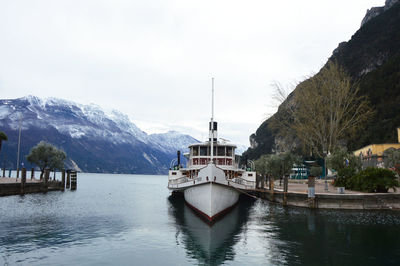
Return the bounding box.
[0,96,198,174]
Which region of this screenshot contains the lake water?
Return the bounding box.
[1,173,400,265]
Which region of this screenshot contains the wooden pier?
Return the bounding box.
[0,168,77,197]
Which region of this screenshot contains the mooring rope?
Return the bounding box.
[229,183,259,199]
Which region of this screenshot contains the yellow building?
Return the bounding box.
[353,128,400,168]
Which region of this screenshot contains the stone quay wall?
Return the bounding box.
[252,190,400,210]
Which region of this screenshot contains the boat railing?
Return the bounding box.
[168,177,189,185]
[230,177,255,189]
[168,175,204,186]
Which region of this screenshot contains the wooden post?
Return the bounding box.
[268,175,272,190]
[270,177,275,202]
[61,170,66,192]
[66,170,71,189]
[284,175,288,192]
[283,175,288,206]
[261,174,265,190]
[43,169,49,193]
[21,168,26,194]
[31,168,35,179]
[308,176,316,208]
[2,155,5,177]
[70,171,77,190]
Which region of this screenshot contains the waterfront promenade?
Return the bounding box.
[273,179,400,195]
[248,178,400,210]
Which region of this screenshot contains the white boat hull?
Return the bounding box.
[184,182,240,221]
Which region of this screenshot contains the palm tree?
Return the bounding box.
[0,131,8,155]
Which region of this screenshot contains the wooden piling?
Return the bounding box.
[66,170,70,189]
[270,178,275,202]
[70,171,77,190]
[31,168,35,179]
[61,170,65,192]
[16,167,20,178]
[261,174,265,190]
[283,175,288,206]
[283,175,288,192]
[21,168,26,194]
[2,155,5,177]
[268,175,272,190]
[43,169,49,193]
[308,176,316,208]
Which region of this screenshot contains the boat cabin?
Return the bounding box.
[187,142,237,167]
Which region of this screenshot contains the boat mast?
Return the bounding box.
[212,77,214,120]
[209,78,218,164]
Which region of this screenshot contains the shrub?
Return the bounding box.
[346,167,399,193]
[333,176,346,187]
[310,166,322,177]
[328,148,362,187]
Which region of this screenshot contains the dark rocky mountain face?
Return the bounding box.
[0,96,198,174]
[242,1,400,161]
[361,0,398,27]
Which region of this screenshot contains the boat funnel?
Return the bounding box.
[209,121,218,142]
[177,150,181,167]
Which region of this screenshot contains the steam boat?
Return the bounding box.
[168,79,256,222]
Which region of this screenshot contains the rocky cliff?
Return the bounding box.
[242,1,400,161]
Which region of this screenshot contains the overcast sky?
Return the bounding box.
[0,0,385,147]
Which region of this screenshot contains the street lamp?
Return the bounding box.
[324,151,328,192]
[16,113,22,180]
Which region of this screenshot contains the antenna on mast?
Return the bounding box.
[211,77,214,121]
[209,77,218,164]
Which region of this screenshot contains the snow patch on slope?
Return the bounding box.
[0,105,11,119]
[1,95,199,156]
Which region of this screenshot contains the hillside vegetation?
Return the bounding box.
[242,2,400,161]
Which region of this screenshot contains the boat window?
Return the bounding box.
[192,146,199,156]
[227,147,233,157]
[217,146,225,156]
[200,146,208,156]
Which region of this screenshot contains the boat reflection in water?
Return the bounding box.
[168,193,255,265]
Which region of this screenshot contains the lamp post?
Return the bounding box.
[324,151,328,192]
[16,113,22,180]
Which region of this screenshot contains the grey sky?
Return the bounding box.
[0,0,384,146]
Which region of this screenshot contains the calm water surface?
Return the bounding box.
[1,173,400,265]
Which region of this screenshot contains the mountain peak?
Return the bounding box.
[361,0,399,27]
[0,96,198,174]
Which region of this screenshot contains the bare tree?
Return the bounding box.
[292,61,373,157]
[271,61,372,157]
[268,82,299,153]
